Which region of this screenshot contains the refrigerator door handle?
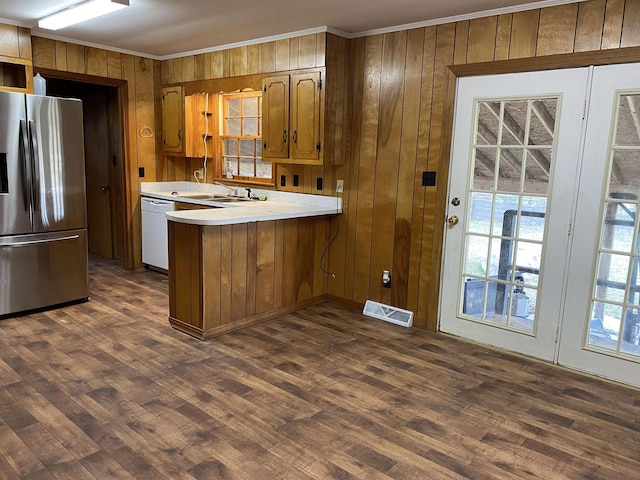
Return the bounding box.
[28,120,40,212]
[19,119,30,212]
[0,234,80,248]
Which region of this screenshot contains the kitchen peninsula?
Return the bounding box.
[142,182,342,339]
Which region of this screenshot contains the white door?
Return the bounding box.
[440,68,590,362]
[441,64,640,388]
[560,63,640,387]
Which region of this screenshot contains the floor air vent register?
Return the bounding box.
[362,300,414,327]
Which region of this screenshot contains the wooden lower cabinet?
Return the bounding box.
[168,216,331,339]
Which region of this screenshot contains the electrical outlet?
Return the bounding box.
[195,168,204,179]
[336,179,344,193]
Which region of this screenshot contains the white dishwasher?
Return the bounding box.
[141,197,175,270]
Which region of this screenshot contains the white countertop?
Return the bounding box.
[141,182,342,226]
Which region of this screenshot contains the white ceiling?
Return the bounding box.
[0,0,583,59]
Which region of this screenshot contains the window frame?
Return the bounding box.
[219,91,272,185]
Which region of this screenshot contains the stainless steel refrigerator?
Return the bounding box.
[0,91,89,317]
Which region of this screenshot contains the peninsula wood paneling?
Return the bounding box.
[328,0,640,330]
[31,36,161,270]
[169,217,330,339]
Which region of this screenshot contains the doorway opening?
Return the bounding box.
[44,77,126,264]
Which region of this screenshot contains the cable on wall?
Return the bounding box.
[320,192,342,278]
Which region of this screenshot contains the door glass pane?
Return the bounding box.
[464,235,489,276]
[601,201,635,252]
[492,194,519,235]
[524,149,551,195]
[621,309,640,357]
[468,192,492,235]
[497,148,522,192]
[614,94,640,146]
[473,147,496,190]
[608,150,640,197]
[501,101,528,145]
[588,91,640,359]
[459,96,559,334]
[476,101,500,145]
[529,99,556,145]
[488,237,512,277]
[519,201,546,241]
[588,302,621,352]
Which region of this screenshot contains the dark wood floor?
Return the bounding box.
[0,257,639,479]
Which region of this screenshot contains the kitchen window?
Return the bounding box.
[221,91,272,182]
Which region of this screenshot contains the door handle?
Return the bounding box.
[28,120,40,212]
[101,184,110,192]
[447,215,459,227]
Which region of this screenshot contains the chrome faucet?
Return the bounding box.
[214,180,238,197]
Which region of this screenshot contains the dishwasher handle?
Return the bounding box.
[141,197,175,212]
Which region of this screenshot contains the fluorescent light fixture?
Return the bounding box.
[38,0,129,30]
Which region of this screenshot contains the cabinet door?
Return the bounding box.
[162,86,184,153]
[290,71,321,162]
[262,75,290,160]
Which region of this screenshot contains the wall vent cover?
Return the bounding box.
[362,300,413,327]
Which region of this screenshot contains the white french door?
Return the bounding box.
[560,63,640,386]
[440,64,640,388]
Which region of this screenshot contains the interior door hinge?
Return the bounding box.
[316,142,321,152]
[555,326,560,343]
[318,79,322,90]
[568,221,572,237]
[263,85,267,93]
[582,100,587,120]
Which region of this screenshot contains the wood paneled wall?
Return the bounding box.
[31,37,161,269]
[329,0,640,329]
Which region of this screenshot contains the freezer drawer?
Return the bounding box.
[0,229,89,316]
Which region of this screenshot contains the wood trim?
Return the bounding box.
[325,294,363,312]
[169,295,326,340]
[171,73,263,96]
[449,45,640,77]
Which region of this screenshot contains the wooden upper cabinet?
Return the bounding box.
[162,86,184,154]
[0,24,33,93]
[263,70,323,165]
[262,75,290,159]
[290,72,321,161]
